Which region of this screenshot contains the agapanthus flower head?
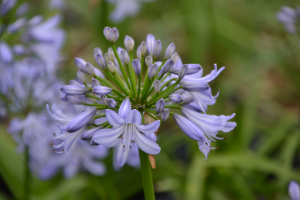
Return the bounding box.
[49,26,236,166]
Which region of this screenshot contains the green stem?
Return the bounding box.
[139,150,156,200]
[111,44,131,90]
[24,146,30,200]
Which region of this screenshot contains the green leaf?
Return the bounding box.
[0,126,24,199]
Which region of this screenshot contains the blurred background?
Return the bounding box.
[1,0,300,199]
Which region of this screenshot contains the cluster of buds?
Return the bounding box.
[54,26,236,167]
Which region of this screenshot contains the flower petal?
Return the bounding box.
[136,120,160,134]
[134,127,161,154]
[66,108,97,133]
[106,109,125,127]
[173,114,204,140]
[115,142,130,167]
[92,125,125,146]
[118,97,131,118]
[124,109,142,125]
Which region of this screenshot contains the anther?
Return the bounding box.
[216,146,219,149]
[122,145,125,147]
[210,150,212,153]
[50,143,53,146]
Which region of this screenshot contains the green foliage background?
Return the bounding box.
[1,0,300,199]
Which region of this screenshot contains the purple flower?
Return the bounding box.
[92,97,161,167]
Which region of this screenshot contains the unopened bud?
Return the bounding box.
[106,98,117,108]
[153,40,162,58]
[77,70,86,84]
[132,59,141,76]
[164,43,176,59]
[106,47,115,61]
[16,3,29,17]
[95,54,106,69]
[154,80,161,93]
[120,49,130,64]
[155,98,165,113]
[161,109,169,122]
[124,35,135,52]
[94,47,102,59]
[148,64,158,79]
[145,55,153,67]
[162,59,174,74]
[178,64,188,80]
[169,93,183,103]
[92,86,112,95]
[107,61,115,73]
[103,27,111,41]
[171,52,179,64]
[104,27,119,43]
[92,78,100,87]
[86,62,95,76]
[75,57,88,73]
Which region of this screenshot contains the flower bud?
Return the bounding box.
[92,78,100,87]
[169,93,183,103]
[120,49,130,64]
[92,86,112,95]
[0,0,16,16]
[132,59,141,76]
[86,62,95,76]
[104,27,119,43]
[106,47,115,62]
[146,34,155,55]
[64,95,83,105]
[66,108,97,133]
[75,57,88,73]
[28,15,43,26]
[161,109,169,122]
[95,54,106,69]
[145,55,153,67]
[153,40,162,58]
[162,59,174,74]
[124,35,135,52]
[155,98,165,113]
[171,52,179,64]
[107,98,117,108]
[60,85,88,95]
[178,64,188,80]
[109,27,119,43]
[154,80,161,93]
[164,43,176,59]
[77,70,86,83]
[103,27,112,41]
[148,64,158,79]
[107,61,115,73]
[94,47,102,59]
[16,3,29,17]
[7,18,26,33]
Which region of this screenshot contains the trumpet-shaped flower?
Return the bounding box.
[92,97,161,167]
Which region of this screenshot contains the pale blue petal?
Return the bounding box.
[173,114,204,140]
[289,180,300,200]
[92,125,125,146]
[136,120,160,134]
[106,109,125,127]
[115,142,130,167]
[118,97,131,118]
[124,109,142,125]
[134,127,160,154]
